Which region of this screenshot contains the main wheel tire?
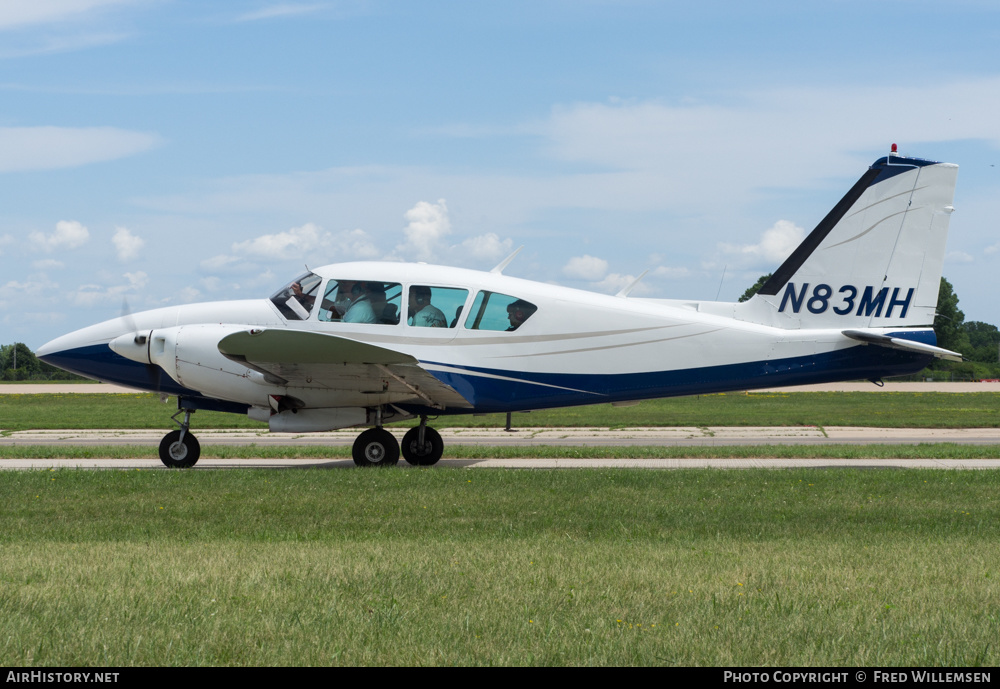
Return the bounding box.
[158,430,201,468]
[401,426,444,466]
[352,428,400,467]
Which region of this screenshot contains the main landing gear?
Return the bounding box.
[350,414,444,468]
[158,409,201,468]
[154,405,443,469]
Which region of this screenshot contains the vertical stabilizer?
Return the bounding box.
[737,153,958,329]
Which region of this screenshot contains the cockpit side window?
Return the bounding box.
[318,280,402,325]
[464,291,537,331]
[407,286,469,328]
[270,272,322,321]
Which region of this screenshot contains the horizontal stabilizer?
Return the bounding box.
[842,330,963,362]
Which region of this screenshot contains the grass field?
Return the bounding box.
[1,468,997,666]
[2,390,998,666]
[2,391,1000,432]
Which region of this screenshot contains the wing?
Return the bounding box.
[218,328,473,409]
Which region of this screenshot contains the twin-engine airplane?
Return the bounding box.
[38,148,962,468]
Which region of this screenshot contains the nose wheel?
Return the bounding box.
[158,410,201,468]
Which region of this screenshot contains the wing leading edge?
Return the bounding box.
[218,328,473,409]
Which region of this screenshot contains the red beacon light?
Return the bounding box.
[890,143,898,155]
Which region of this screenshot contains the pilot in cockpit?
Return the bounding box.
[290,281,316,310]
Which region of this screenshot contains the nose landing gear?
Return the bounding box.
[158,409,201,468]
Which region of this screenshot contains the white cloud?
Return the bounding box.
[0,278,50,310]
[177,287,201,303]
[396,199,451,261]
[460,232,513,262]
[562,254,609,281]
[592,272,643,295]
[123,271,147,289]
[985,243,1000,256]
[236,4,325,22]
[0,0,136,30]
[112,226,143,261]
[0,127,160,173]
[200,276,224,292]
[72,270,147,307]
[946,251,974,263]
[540,78,1000,213]
[719,220,805,266]
[231,222,379,263]
[28,220,90,252]
[200,254,241,272]
[651,266,695,280]
[233,222,324,259]
[338,228,380,259]
[32,259,65,270]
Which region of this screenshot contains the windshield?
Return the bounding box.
[269,272,322,321]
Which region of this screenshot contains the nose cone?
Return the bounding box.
[108,331,153,364]
[36,323,133,383]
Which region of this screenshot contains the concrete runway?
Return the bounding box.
[5,425,1000,447]
[6,456,1000,470]
[3,382,997,469]
[3,426,999,470]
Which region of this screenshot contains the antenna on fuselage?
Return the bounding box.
[615,270,649,298]
[490,246,524,274]
[714,265,727,301]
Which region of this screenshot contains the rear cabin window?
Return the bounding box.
[464,291,537,331]
[318,280,402,325]
[407,286,469,328]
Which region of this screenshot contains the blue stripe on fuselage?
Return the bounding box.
[419,344,932,413]
[38,344,198,396]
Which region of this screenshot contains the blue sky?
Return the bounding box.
[2,0,999,349]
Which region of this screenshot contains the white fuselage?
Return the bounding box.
[38,261,931,426]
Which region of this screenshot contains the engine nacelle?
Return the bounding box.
[111,324,263,397]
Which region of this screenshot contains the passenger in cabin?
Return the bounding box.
[342,282,378,324]
[506,299,537,331]
[408,286,447,328]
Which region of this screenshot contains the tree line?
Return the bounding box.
[0,343,86,381]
